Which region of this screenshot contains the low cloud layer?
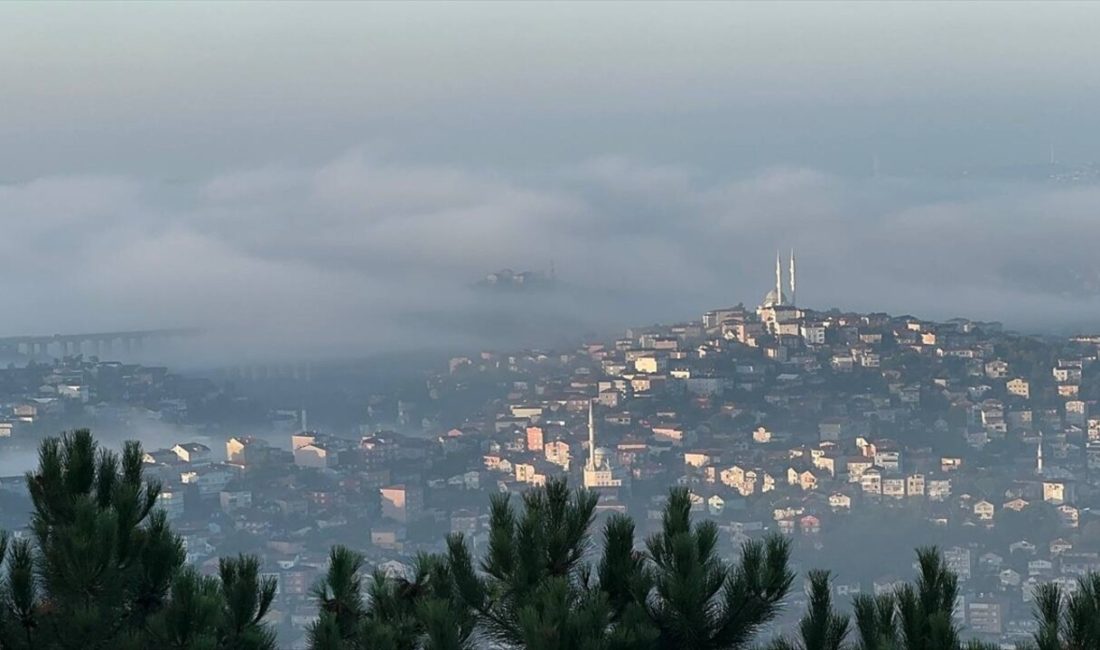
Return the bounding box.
[2,152,1098,365]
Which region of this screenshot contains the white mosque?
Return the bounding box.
[583,400,624,490]
[757,250,802,334]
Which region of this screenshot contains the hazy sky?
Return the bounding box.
[1,2,1099,360]
[4,2,1100,177]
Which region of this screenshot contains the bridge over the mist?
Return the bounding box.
[0,328,201,358]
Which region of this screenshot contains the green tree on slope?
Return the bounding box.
[0,429,277,650]
[769,570,849,650]
[851,548,997,650]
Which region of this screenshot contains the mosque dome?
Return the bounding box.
[759,250,795,308]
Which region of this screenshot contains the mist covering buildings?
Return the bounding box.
[2,255,1100,646]
[3,3,1100,648]
[2,4,1100,365]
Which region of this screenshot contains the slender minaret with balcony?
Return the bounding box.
[758,250,801,334]
[789,249,796,307]
[775,251,784,305]
[583,399,622,489]
[587,399,596,470]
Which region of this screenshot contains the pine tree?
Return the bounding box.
[0,429,278,650]
[299,476,1100,650]
[850,547,997,650]
[309,545,475,650]
[851,593,898,650]
[597,514,658,649]
[0,430,187,649]
[1019,574,1100,650]
[642,487,794,650]
[214,554,279,649]
[440,480,791,650]
[310,546,367,649]
[141,567,227,650]
[768,570,849,650]
[444,477,634,650]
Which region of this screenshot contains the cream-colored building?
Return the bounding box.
[544,440,572,469]
[1043,481,1069,505]
[882,478,905,499]
[684,451,713,468]
[294,443,331,469]
[1007,378,1030,399]
[928,479,952,502]
[860,468,882,494]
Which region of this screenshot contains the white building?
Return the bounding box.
[171,442,212,465]
[583,401,623,490]
[757,251,801,334]
[156,490,185,521]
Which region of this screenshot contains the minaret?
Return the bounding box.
[1036,432,1044,475]
[775,251,783,305]
[789,249,796,307]
[587,399,596,470]
[583,397,622,490]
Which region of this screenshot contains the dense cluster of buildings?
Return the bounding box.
[3,255,1100,647]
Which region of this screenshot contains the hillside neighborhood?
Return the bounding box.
[2,257,1100,647]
